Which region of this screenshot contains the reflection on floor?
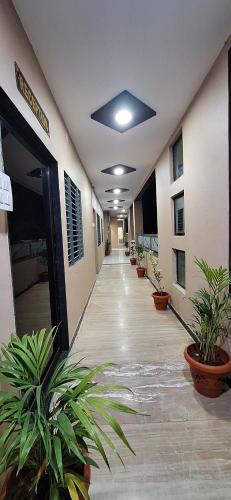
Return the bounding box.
[15,282,52,335]
[71,253,231,500]
[103,247,130,265]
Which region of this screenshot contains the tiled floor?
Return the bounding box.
[103,247,130,265]
[71,253,231,500]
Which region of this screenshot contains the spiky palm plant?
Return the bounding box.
[189,258,231,363]
[0,329,139,499]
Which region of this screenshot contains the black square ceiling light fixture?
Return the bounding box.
[105,187,129,193]
[91,91,156,133]
[107,199,125,202]
[101,164,136,176]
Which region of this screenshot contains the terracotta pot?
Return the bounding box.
[152,291,169,310]
[39,271,49,282]
[136,267,145,278]
[184,343,231,398]
[0,464,91,500]
[130,257,137,265]
[105,250,110,256]
[125,251,130,256]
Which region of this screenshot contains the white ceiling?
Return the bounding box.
[13,0,231,215]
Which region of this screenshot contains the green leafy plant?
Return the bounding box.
[136,245,144,268]
[130,242,136,257]
[148,251,164,294]
[0,329,140,499]
[189,258,231,363]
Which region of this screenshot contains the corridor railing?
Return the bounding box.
[137,234,158,255]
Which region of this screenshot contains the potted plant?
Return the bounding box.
[184,258,231,398]
[0,328,140,499]
[125,242,130,256]
[105,239,111,256]
[39,250,49,282]
[136,245,145,278]
[130,243,137,265]
[149,251,169,310]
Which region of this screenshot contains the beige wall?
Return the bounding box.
[0,0,103,343]
[152,43,229,324]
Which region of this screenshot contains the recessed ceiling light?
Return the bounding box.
[91,91,156,133]
[113,166,124,176]
[113,188,121,194]
[122,209,126,213]
[101,165,136,176]
[113,206,118,210]
[113,199,119,204]
[115,109,132,126]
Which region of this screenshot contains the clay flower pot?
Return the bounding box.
[0,464,91,500]
[105,250,110,256]
[125,251,130,256]
[152,291,169,310]
[136,267,145,278]
[184,343,231,398]
[130,257,137,265]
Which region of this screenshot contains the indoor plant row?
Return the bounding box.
[0,329,140,499]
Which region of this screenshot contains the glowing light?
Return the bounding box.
[113,188,121,194]
[115,109,132,126]
[113,166,124,176]
[113,199,119,204]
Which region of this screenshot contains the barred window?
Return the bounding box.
[97,213,101,246]
[64,172,84,265]
[174,193,185,235]
[101,218,104,243]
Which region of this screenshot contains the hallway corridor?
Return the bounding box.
[71,256,231,500]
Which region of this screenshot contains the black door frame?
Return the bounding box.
[0,87,69,370]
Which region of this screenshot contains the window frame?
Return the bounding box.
[172,133,183,181]
[173,192,185,236]
[176,249,186,289]
[64,172,84,266]
[97,213,101,246]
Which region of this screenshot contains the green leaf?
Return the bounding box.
[71,363,113,398]
[87,398,135,455]
[65,474,79,500]
[36,385,42,417]
[53,436,64,484]
[69,400,110,469]
[65,473,90,500]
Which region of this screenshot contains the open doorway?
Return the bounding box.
[0,88,69,374]
[2,131,52,335]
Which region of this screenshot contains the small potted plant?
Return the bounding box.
[149,251,169,310]
[105,239,111,256]
[130,243,137,265]
[39,249,49,282]
[125,243,130,257]
[136,245,145,278]
[184,258,231,398]
[0,329,140,498]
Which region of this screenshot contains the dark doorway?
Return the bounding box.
[0,88,69,375]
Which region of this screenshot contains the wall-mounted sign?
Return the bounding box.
[15,63,50,136]
[0,171,13,212]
